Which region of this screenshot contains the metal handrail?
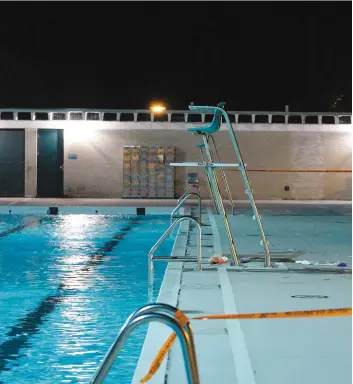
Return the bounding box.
[178,184,201,204]
[208,135,236,215]
[89,304,200,384]
[171,192,201,225]
[149,216,202,301]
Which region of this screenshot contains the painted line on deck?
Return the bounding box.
[218,268,256,384]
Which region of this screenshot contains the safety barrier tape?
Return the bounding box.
[140,310,189,383]
[140,307,352,383]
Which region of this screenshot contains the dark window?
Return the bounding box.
[137,113,151,122]
[322,116,335,124]
[120,113,134,122]
[272,115,285,124]
[238,114,252,123]
[18,112,32,120]
[288,115,302,124]
[103,113,117,121]
[255,115,269,123]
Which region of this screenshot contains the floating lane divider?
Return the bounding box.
[140,307,352,383]
[0,217,143,373]
[0,217,48,239]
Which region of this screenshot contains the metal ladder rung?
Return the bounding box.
[149,216,202,301]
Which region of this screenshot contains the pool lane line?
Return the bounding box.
[0,217,143,373]
[0,217,49,239]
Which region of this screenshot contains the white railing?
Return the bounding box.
[0,108,351,124]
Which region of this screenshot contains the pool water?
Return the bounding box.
[0,213,173,384]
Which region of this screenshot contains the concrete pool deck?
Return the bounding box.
[0,197,351,207]
[133,204,352,384]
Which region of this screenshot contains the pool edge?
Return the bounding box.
[131,210,190,384]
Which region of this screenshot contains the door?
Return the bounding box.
[37,129,64,197]
[0,129,25,197]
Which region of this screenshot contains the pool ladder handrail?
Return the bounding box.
[178,184,201,204]
[149,216,202,300]
[89,303,200,384]
[171,192,202,225]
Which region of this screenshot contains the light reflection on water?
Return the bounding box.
[0,213,172,384]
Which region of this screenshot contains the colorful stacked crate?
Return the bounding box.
[122,146,175,198]
[148,146,157,197]
[130,146,140,197]
[123,146,132,198]
[139,146,149,197]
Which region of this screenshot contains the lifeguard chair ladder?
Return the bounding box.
[170,102,271,267]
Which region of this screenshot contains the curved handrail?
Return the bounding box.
[149,216,202,301]
[178,184,201,204]
[171,192,201,225]
[89,311,200,384]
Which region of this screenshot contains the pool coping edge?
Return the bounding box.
[131,209,189,384]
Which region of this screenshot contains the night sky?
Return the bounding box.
[0,2,351,112]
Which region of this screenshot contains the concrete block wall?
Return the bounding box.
[61,124,352,200]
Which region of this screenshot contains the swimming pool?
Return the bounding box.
[0,212,174,384]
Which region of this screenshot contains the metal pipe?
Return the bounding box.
[149,216,202,301]
[124,303,194,342]
[197,145,220,214]
[171,192,201,225]
[122,303,197,370]
[89,313,200,384]
[178,184,200,204]
[208,135,235,215]
[124,303,197,360]
[202,135,240,266]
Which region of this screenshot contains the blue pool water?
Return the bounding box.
[0,213,173,384]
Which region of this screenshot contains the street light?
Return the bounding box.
[150,104,166,113]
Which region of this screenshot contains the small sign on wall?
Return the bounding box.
[68,154,78,159]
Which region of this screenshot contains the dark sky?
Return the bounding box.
[0,2,351,112]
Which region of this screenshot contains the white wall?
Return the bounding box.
[1,121,351,200]
[61,124,352,200]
